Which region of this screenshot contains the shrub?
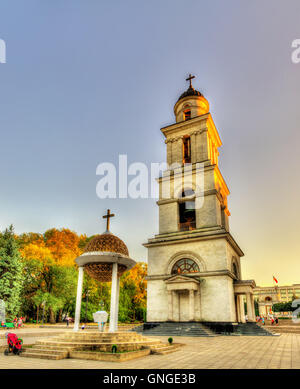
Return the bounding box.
[111,345,117,353]
[168,337,173,345]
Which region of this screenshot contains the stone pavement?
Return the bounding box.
[0,333,300,369]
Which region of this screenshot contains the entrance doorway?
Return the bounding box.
[178,290,190,321]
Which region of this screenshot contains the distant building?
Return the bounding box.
[254,284,300,316]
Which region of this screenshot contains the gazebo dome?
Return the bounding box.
[84,233,129,257]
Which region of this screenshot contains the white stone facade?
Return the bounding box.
[144,83,256,323]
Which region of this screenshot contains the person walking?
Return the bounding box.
[66,315,70,327]
[262,317,265,325]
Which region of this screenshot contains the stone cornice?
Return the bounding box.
[146,269,235,281]
[157,162,214,183]
[164,128,207,144]
[143,230,244,257]
[160,113,210,138]
[156,189,219,205]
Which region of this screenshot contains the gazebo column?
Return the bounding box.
[74,266,84,332]
[115,275,120,332]
[109,263,119,332]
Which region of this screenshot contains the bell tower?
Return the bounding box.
[159,74,230,236]
[144,76,254,326]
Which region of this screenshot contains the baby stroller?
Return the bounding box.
[4,332,23,356]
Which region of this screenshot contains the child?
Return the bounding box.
[17,317,23,328]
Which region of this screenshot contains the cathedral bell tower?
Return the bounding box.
[159,74,230,235]
[144,76,256,325]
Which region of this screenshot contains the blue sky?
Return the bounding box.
[0,0,300,285]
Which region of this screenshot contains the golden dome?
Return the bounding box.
[83,233,129,257]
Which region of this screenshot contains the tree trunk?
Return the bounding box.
[37,305,39,323]
[49,307,56,324]
[58,308,63,323]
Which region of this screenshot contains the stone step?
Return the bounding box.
[136,323,214,337]
[23,348,68,356]
[36,340,161,348]
[150,344,182,355]
[20,352,66,360]
[34,344,74,351]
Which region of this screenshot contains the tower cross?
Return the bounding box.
[186,74,195,88]
[103,209,115,232]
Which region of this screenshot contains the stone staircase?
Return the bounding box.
[232,323,276,336]
[20,331,176,360]
[133,322,215,337]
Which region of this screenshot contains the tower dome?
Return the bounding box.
[174,74,209,123]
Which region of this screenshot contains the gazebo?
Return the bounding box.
[73,210,136,332]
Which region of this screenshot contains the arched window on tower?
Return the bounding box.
[182,136,191,163]
[183,109,191,121]
[179,189,196,231]
[171,258,200,275]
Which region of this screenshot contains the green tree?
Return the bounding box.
[0,225,24,319]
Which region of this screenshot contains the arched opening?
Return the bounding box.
[232,262,239,279]
[182,136,191,163]
[179,189,196,231]
[171,258,200,275]
[265,296,272,302]
[183,109,191,121]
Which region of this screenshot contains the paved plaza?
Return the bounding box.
[0,333,300,369]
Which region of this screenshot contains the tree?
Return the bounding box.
[43,228,84,266]
[119,262,147,322]
[0,225,24,319]
[20,242,77,323]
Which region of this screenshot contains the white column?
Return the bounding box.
[240,295,246,323]
[115,275,120,332]
[246,292,255,322]
[251,294,256,320]
[167,291,173,321]
[236,295,241,322]
[74,266,84,331]
[176,292,180,321]
[109,263,118,332]
[189,289,195,321]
